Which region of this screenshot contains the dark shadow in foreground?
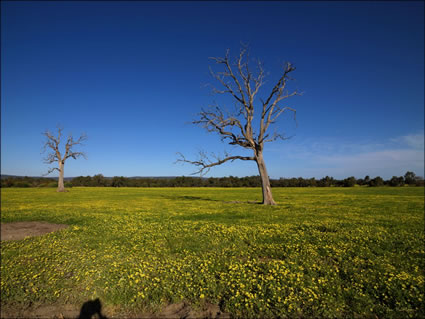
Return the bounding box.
[78,298,108,319]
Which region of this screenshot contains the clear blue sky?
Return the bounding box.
[1,1,424,179]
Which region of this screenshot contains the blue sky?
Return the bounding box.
[1,1,424,179]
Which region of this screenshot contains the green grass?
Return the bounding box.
[1,187,424,318]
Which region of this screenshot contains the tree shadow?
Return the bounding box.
[161,195,262,204]
[78,298,108,319]
[161,195,219,202]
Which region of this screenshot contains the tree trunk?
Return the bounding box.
[255,152,276,205]
[57,162,66,192]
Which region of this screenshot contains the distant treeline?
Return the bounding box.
[1,171,423,188]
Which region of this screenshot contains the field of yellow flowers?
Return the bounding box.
[1,187,424,318]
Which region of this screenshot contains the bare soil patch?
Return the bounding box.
[0,301,231,318]
[1,221,69,241]
[156,302,230,319]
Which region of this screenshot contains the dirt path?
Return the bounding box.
[1,221,69,241]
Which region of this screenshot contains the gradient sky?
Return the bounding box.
[1,1,424,179]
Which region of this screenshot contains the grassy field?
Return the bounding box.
[1,187,424,318]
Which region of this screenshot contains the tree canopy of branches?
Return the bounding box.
[178,46,301,204]
[42,126,87,192]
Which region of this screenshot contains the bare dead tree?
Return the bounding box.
[42,126,87,192]
[177,47,301,205]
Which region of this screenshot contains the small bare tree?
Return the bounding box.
[178,47,300,205]
[42,126,87,192]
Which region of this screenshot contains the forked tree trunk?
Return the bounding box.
[57,161,66,192]
[255,152,276,205]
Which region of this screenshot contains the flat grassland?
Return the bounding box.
[1,187,424,318]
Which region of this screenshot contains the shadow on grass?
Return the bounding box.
[161,194,261,204]
[161,195,218,202]
[78,298,108,319]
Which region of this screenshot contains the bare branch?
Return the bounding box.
[42,129,62,162]
[194,105,252,149]
[209,49,248,110]
[43,153,58,164]
[251,59,265,101]
[66,151,87,160]
[64,133,88,160]
[262,62,296,109]
[42,167,60,176]
[259,62,298,144]
[176,151,255,176]
[261,105,297,143]
[262,131,295,143]
[209,66,245,106]
[271,106,296,124]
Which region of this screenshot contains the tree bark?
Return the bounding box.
[255,152,276,205]
[57,161,66,192]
